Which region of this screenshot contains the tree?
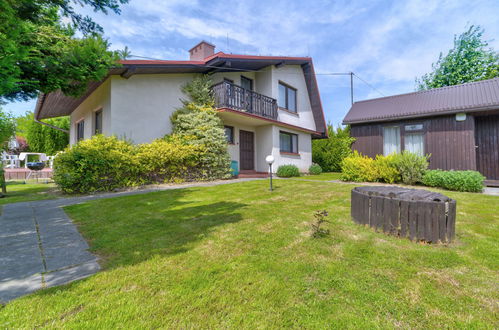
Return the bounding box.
[416,25,499,90]
[170,75,232,180]
[0,0,128,102]
[312,124,355,172]
[0,107,16,196]
[24,113,70,155]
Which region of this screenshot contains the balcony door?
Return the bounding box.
[239,130,254,171]
[241,76,253,112]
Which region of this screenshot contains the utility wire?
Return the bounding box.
[129,54,386,99]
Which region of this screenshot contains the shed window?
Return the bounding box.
[76,120,85,142]
[280,131,298,153]
[404,133,424,156]
[383,126,400,155]
[278,82,297,113]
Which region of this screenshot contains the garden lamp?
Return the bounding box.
[265,155,275,191]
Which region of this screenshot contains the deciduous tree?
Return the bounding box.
[0,0,128,101]
[416,25,499,90]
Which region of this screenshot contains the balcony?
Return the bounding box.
[212,81,278,120]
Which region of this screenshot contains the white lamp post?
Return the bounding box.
[265,155,275,191]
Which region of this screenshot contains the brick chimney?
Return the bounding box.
[189,41,215,61]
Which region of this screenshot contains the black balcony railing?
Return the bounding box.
[212,81,278,120]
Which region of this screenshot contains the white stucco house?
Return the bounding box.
[34,41,328,174]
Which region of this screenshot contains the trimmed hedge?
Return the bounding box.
[422,170,485,192]
[53,135,223,194]
[53,135,139,193]
[277,164,300,177]
[309,163,323,175]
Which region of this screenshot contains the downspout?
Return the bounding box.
[34,118,69,134]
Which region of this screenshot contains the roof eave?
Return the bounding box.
[343,104,499,125]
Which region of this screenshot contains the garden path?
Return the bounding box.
[0,178,260,303]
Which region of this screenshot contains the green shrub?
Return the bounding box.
[309,163,323,175]
[340,151,378,182]
[312,124,355,172]
[277,164,300,177]
[393,151,429,185]
[423,170,485,192]
[373,154,400,183]
[136,138,204,183]
[53,135,139,193]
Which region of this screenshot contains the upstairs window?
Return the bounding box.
[94,109,102,135]
[383,126,400,155]
[76,120,85,142]
[278,82,297,113]
[280,131,298,153]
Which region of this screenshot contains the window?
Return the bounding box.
[278,82,297,113]
[405,133,424,156]
[280,131,298,153]
[383,126,400,155]
[94,110,102,135]
[224,126,234,144]
[241,76,253,91]
[76,120,84,142]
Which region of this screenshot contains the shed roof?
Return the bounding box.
[343,78,499,124]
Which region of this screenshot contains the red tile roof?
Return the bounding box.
[343,78,499,124]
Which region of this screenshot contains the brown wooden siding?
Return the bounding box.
[350,115,477,171]
[475,114,499,180]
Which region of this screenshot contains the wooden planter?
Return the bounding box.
[351,186,456,243]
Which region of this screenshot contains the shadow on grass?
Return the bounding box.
[65,188,247,269]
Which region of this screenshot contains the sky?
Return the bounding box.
[4,0,499,126]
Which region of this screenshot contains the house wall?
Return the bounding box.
[271,126,312,172]
[221,121,312,173]
[350,114,477,171]
[110,73,196,144]
[272,65,317,132]
[69,79,111,144]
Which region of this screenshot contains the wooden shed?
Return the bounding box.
[343,78,499,185]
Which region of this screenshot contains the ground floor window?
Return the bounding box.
[224,126,234,144]
[76,120,84,142]
[280,131,298,153]
[404,133,424,156]
[94,110,102,135]
[383,126,400,155]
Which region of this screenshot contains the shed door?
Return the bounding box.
[475,115,499,180]
[239,130,254,171]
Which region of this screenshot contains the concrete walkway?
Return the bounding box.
[0,178,260,303]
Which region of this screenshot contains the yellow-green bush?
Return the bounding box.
[374,154,400,183]
[136,138,205,183]
[340,151,378,182]
[53,135,139,193]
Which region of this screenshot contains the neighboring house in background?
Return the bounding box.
[34,41,327,173]
[343,78,499,183]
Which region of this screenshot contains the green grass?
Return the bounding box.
[295,172,342,181]
[1,180,498,328]
[0,181,59,207]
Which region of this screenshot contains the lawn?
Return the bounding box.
[294,172,342,181]
[0,181,58,208]
[0,180,497,328]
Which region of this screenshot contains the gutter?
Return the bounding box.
[34,118,69,134]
